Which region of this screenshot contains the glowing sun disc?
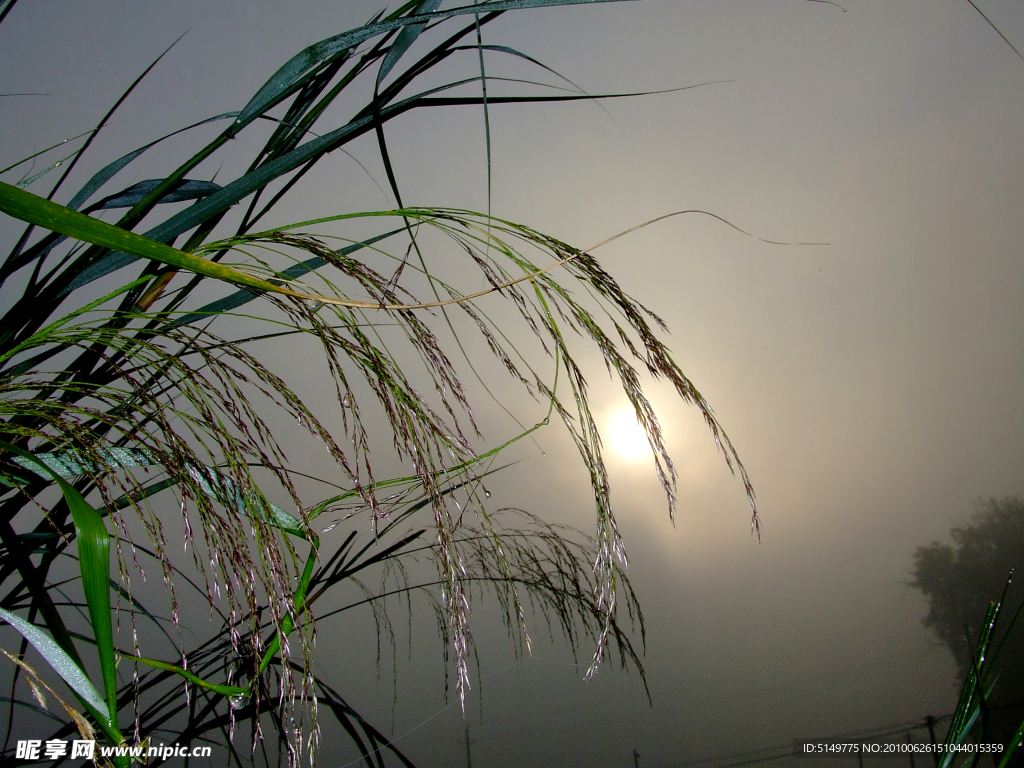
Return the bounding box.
[608,409,651,460]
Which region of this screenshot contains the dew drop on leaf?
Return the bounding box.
[341,393,353,408]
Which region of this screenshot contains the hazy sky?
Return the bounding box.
[3,1,1024,767]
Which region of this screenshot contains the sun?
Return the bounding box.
[607,409,651,461]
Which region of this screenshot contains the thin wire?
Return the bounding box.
[965,0,1024,62]
[651,714,955,768]
[335,654,546,768]
[721,347,763,408]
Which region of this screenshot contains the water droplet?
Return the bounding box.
[541,451,546,457]
[307,300,325,313]
[53,161,62,167]
[542,417,549,426]
[229,692,249,709]
[483,487,491,499]
[341,393,353,408]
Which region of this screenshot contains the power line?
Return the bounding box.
[650,713,957,768]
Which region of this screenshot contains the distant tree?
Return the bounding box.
[911,497,1024,760]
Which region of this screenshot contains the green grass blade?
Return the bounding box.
[73,67,680,291]
[66,113,237,213]
[0,442,119,724]
[41,32,187,207]
[995,717,1024,768]
[0,0,21,29]
[8,447,156,480]
[123,655,248,697]
[117,82,713,286]
[0,181,320,299]
[15,152,79,190]
[57,492,116,722]
[231,0,635,133]
[169,226,404,326]
[257,547,318,676]
[0,131,91,176]
[940,600,1001,768]
[0,113,238,285]
[92,179,221,210]
[6,446,309,539]
[0,607,107,719]
[377,0,443,84]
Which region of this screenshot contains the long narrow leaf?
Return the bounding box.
[92,179,221,211]
[0,443,118,723]
[123,655,247,698]
[0,181,338,303]
[169,226,404,326]
[378,0,443,85]
[0,608,107,724]
[55,493,116,722]
[257,547,318,675]
[6,446,308,539]
[66,113,238,213]
[232,0,636,130]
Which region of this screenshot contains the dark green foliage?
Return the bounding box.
[912,497,1024,765]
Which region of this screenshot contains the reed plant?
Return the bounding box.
[938,574,1024,768]
[0,1,762,764]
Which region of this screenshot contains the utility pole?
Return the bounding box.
[457,724,476,768]
[925,716,940,768]
[633,748,641,768]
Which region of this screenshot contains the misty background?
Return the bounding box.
[2,0,1024,766]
